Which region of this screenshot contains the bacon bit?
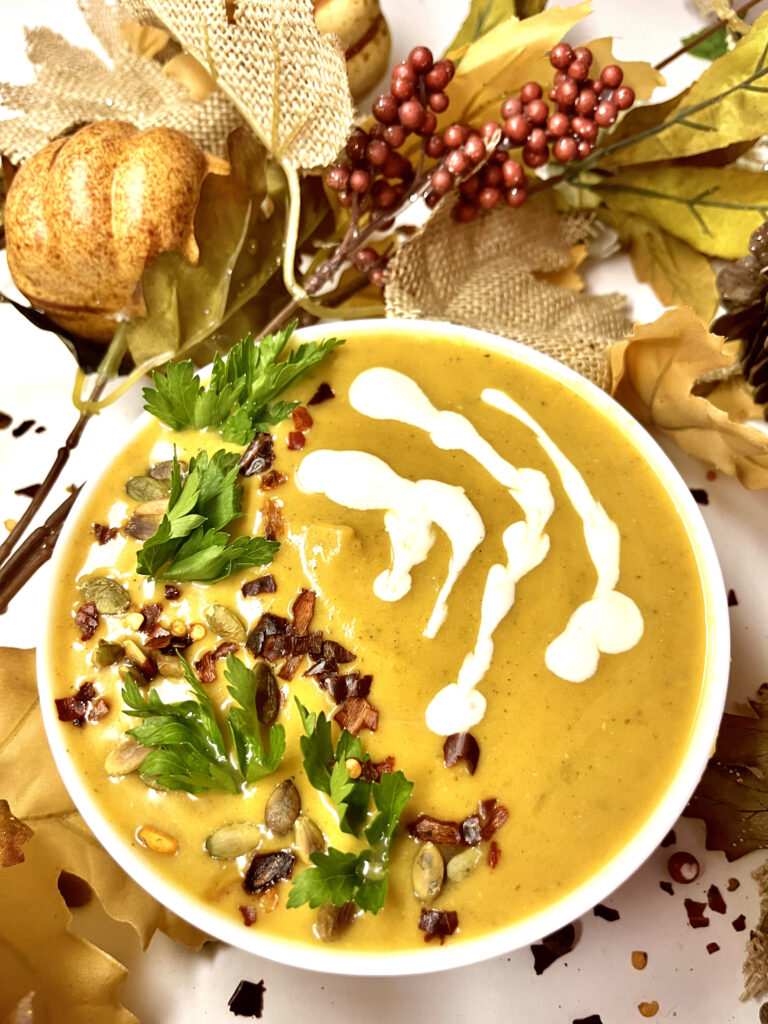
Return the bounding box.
[419,908,459,943]
[684,898,709,929]
[733,914,747,931]
[335,697,379,736]
[279,589,316,680]
[139,603,162,632]
[361,756,395,783]
[239,433,275,477]
[308,382,334,405]
[292,406,314,431]
[0,799,34,867]
[165,584,181,601]
[260,470,287,490]
[706,942,720,954]
[488,841,501,869]
[286,431,306,451]
[409,799,509,847]
[443,732,480,775]
[238,905,257,927]
[246,612,290,656]
[92,523,118,544]
[75,602,99,640]
[706,884,726,914]
[213,642,239,660]
[243,850,296,894]
[195,651,217,684]
[408,815,463,846]
[531,922,577,974]
[262,498,283,541]
[322,640,355,663]
[143,625,175,650]
[262,634,293,661]
[55,682,109,726]
[475,798,509,841]
[228,980,266,1019]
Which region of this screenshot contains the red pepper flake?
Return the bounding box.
[593,903,620,922]
[308,382,334,405]
[55,682,109,726]
[531,922,577,974]
[239,433,275,478]
[707,884,726,914]
[165,584,181,601]
[195,651,217,685]
[259,470,287,491]
[418,908,459,943]
[92,523,118,544]
[292,406,313,431]
[139,603,162,632]
[238,905,257,927]
[335,696,379,736]
[262,499,283,541]
[243,850,295,894]
[684,898,709,929]
[733,914,747,932]
[443,732,480,775]
[488,840,501,869]
[668,851,699,884]
[228,979,265,1018]
[660,829,676,848]
[75,602,99,640]
[286,431,306,451]
[706,942,720,954]
[727,877,740,892]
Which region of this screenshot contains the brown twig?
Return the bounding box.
[0,486,83,614]
[655,0,765,70]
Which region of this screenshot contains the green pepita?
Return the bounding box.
[126,476,169,502]
[254,661,280,725]
[204,604,246,644]
[91,640,124,667]
[80,576,130,615]
[124,514,162,541]
[315,901,356,942]
[104,737,149,776]
[264,779,301,836]
[412,842,445,903]
[446,846,482,883]
[149,459,187,482]
[294,817,325,862]
[204,821,263,860]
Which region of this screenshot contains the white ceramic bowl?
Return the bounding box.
[38,319,730,975]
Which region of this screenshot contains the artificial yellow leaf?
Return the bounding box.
[118,19,170,61]
[609,308,768,489]
[608,210,719,320]
[0,648,207,950]
[586,38,663,101]
[601,12,768,167]
[536,243,587,290]
[594,163,768,259]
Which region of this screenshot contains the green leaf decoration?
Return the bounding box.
[685,684,768,860]
[286,847,371,910]
[608,210,719,322]
[224,654,285,783]
[682,24,729,62]
[593,164,768,259]
[599,12,768,166]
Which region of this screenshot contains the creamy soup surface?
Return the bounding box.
[48,330,707,954]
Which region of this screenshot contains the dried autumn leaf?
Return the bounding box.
[446,0,537,61]
[685,684,768,861]
[595,164,768,259]
[601,12,768,167]
[0,799,33,867]
[0,648,206,954]
[144,0,353,169]
[608,210,719,321]
[608,307,768,488]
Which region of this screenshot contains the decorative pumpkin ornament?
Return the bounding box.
[5,120,227,341]
[313,0,391,99]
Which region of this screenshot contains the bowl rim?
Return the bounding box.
[37,317,730,976]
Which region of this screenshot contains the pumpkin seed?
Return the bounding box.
[134,498,169,516]
[205,821,263,860]
[126,476,169,502]
[446,846,482,883]
[315,901,356,942]
[123,637,154,676]
[92,640,124,667]
[80,576,130,615]
[125,514,161,540]
[104,737,148,775]
[205,604,246,644]
[294,817,325,862]
[264,779,301,836]
[156,653,185,677]
[254,661,279,725]
[149,459,187,482]
[412,842,445,903]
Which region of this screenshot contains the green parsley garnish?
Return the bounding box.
[287,769,413,914]
[122,653,285,794]
[142,322,344,445]
[135,449,278,583]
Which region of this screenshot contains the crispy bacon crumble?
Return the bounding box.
[443,732,480,774]
[418,908,459,943]
[74,602,99,640]
[92,523,118,544]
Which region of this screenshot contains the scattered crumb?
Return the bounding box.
[659,881,674,896]
[632,951,648,970]
[228,980,265,1018]
[660,830,676,848]
[573,1016,604,1024]
[638,1001,659,1018]
[684,898,709,929]
[707,885,726,914]
[706,469,717,481]
[3,519,17,532]
[593,904,620,922]
[690,488,709,505]
[728,589,738,607]
[707,942,720,954]
[733,914,747,932]
[727,878,740,892]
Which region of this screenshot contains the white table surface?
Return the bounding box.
[3,1,768,1022]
